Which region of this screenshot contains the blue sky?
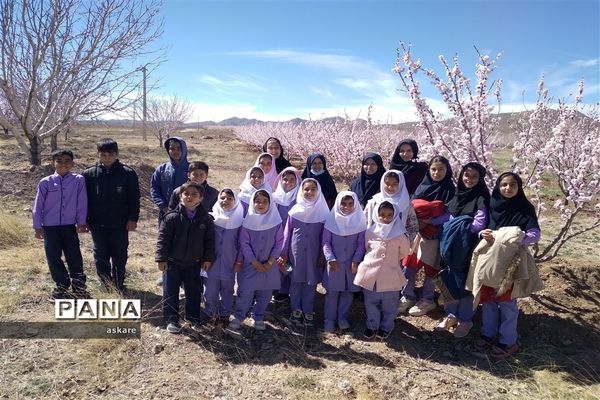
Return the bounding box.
[145,0,600,122]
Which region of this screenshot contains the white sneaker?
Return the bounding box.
[227,317,241,330]
[253,320,266,331]
[453,321,473,338]
[408,300,436,316]
[435,316,458,332]
[397,296,416,314]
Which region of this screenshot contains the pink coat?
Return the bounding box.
[353,229,410,292]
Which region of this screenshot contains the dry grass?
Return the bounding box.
[0,126,598,400]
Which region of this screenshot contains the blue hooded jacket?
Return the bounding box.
[150,137,189,211]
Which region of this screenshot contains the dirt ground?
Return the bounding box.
[0,127,598,400]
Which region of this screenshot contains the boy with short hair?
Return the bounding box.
[151,137,189,220]
[32,149,88,300]
[82,138,140,293]
[168,161,219,212]
[156,182,215,333]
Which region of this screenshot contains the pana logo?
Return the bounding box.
[55,299,141,320]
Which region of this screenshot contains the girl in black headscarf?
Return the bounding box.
[301,153,338,209]
[476,172,541,359]
[413,155,456,203]
[436,162,490,338]
[349,153,386,209]
[262,137,292,173]
[400,155,456,318]
[390,139,428,196]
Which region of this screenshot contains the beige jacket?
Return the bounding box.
[353,230,411,292]
[466,226,544,308]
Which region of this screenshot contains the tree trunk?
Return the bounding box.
[28,136,42,165]
[51,133,58,152]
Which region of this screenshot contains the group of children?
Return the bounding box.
[33,139,141,298]
[33,135,542,360]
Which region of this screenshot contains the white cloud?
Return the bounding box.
[196,74,266,94]
[569,58,599,68]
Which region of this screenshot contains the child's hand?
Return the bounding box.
[351,262,359,275]
[328,260,339,272]
[481,229,495,244]
[34,229,44,239]
[263,258,275,271]
[234,261,242,273]
[277,256,288,266]
[251,260,264,272]
[201,261,212,271]
[318,255,325,268]
[76,224,88,234]
[158,261,167,271]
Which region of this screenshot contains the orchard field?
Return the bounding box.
[0,125,598,400]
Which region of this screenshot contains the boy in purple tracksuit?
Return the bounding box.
[228,190,284,331]
[33,150,88,299]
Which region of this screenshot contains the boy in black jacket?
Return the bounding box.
[83,139,140,293]
[156,182,215,333]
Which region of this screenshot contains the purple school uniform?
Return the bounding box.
[322,228,366,326]
[281,216,324,314]
[276,201,295,294]
[204,225,240,318]
[283,217,324,285]
[238,226,284,291]
[277,202,295,224]
[322,229,365,292]
[234,225,284,322]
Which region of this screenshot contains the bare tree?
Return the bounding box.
[145,95,192,146]
[0,0,163,165]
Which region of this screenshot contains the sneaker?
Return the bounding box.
[253,320,266,331]
[166,322,182,333]
[188,321,203,332]
[227,317,241,331]
[289,310,303,326]
[338,319,351,331]
[323,320,336,332]
[49,288,72,302]
[397,296,416,314]
[435,316,458,332]
[304,312,315,327]
[474,335,495,352]
[408,300,436,316]
[453,321,474,338]
[363,328,376,339]
[272,293,289,303]
[490,343,519,359]
[72,287,92,299]
[376,329,391,339]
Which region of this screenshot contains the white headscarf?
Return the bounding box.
[370,199,407,240]
[370,170,411,211]
[239,166,272,203]
[242,190,283,231]
[272,167,302,207]
[210,188,244,229]
[324,191,367,236]
[288,178,330,224]
[254,152,278,189]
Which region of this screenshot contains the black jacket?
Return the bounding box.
[155,204,215,266]
[82,161,140,229]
